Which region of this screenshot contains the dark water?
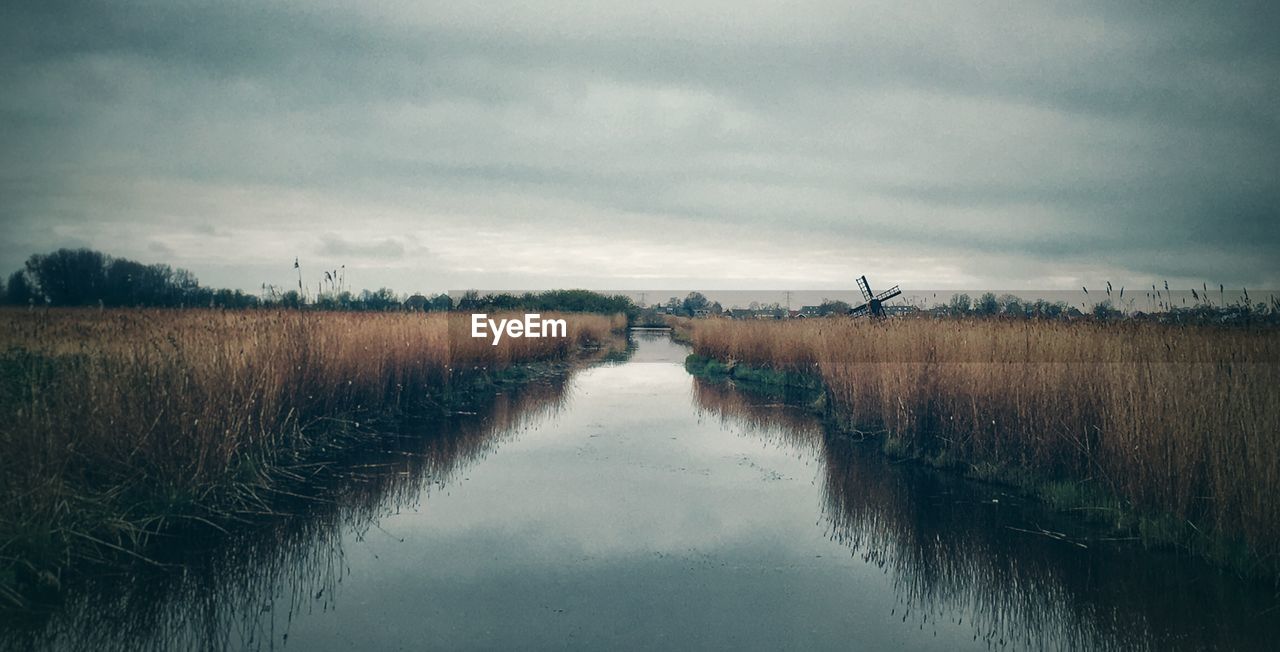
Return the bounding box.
[3,332,1278,650]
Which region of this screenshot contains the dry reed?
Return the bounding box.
[0,308,622,605]
[688,317,1280,575]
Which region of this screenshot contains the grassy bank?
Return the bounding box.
[0,308,625,608]
[686,317,1280,578]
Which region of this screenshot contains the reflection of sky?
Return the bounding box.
[274,351,981,650]
[14,334,1271,650]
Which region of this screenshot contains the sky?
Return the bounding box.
[2,1,1278,295]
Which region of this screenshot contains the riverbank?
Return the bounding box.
[7,331,1278,650]
[684,317,1280,580]
[0,308,626,610]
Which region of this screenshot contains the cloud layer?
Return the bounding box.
[2,1,1277,292]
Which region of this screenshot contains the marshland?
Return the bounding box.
[0,308,625,610]
[685,316,1280,578]
[3,329,1278,651]
[0,255,1278,648]
[7,0,1280,645]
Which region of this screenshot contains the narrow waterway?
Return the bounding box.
[4,332,1277,651]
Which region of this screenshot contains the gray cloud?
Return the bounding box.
[317,232,406,260]
[146,240,174,257]
[1,1,1277,291]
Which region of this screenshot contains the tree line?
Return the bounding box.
[942,291,1278,325]
[0,248,457,311]
[1,248,267,308]
[455,289,638,319]
[0,248,638,316]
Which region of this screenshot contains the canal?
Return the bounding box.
[4,332,1277,650]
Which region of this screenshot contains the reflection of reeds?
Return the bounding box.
[4,373,573,651]
[691,377,826,454]
[0,308,620,608]
[693,376,1280,651]
[688,319,1280,575]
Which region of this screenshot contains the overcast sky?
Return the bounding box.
[2,1,1277,294]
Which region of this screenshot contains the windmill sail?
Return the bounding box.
[856,276,873,302]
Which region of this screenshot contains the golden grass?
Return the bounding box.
[5,376,576,648]
[692,376,1275,650]
[0,308,622,603]
[688,317,1280,573]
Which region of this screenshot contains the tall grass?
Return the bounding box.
[4,373,574,648]
[692,376,1279,650]
[688,317,1280,576]
[0,308,623,606]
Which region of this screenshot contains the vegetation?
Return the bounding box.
[935,289,1279,325]
[2,373,578,648]
[455,289,639,321]
[4,248,266,309]
[0,308,626,608]
[2,249,639,318]
[692,377,1280,651]
[685,317,1280,578]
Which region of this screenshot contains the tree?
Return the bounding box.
[5,271,35,305]
[998,294,1025,318]
[104,258,149,306]
[973,292,998,316]
[360,288,400,311]
[1030,299,1065,319]
[456,290,482,311]
[15,248,217,307]
[172,268,201,303]
[682,292,709,316]
[818,299,850,315]
[1091,300,1121,321]
[947,293,971,315]
[25,248,108,305]
[211,288,259,309]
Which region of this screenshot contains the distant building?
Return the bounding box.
[403,294,429,311]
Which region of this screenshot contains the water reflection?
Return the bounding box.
[6,334,1278,651]
[2,374,575,652]
[692,376,1280,651]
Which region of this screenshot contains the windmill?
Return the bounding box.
[849,275,902,319]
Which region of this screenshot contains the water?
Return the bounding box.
[4,332,1277,650]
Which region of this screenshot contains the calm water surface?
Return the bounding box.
[4,332,1278,650]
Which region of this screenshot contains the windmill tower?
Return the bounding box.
[849,275,902,319]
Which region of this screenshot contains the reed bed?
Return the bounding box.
[690,377,1280,651]
[688,317,1280,576]
[3,372,574,649]
[0,308,622,606]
